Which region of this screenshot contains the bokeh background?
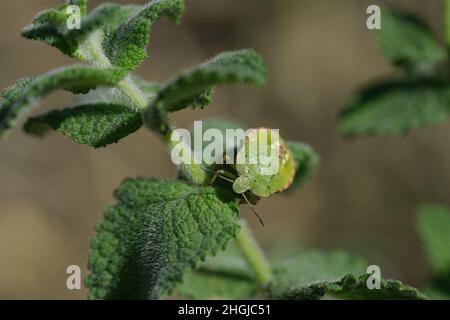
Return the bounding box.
[0,0,448,299]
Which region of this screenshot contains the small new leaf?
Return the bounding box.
[286,141,319,192]
[417,205,450,298]
[145,49,267,135]
[417,204,450,274]
[339,80,450,137]
[377,9,445,74]
[86,178,240,300]
[0,65,125,137]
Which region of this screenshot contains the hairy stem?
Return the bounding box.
[118,76,149,110]
[236,220,273,286]
[77,31,148,110]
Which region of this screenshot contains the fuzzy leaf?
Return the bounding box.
[270,250,427,300]
[22,0,88,56]
[286,141,319,192]
[177,244,256,299]
[85,178,240,300]
[24,103,142,148]
[21,23,72,55]
[417,205,450,274]
[22,2,141,59]
[0,77,35,105]
[378,9,445,73]
[417,205,450,297]
[0,65,125,137]
[106,0,185,71]
[72,4,143,62]
[322,274,428,300]
[270,250,366,299]
[145,49,267,135]
[23,79,157,148]
[339,80,450,137]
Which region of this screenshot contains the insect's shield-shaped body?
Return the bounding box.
[234,128,295,198]
[169,124,295,200]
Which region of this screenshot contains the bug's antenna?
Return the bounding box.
[242,193,265,226]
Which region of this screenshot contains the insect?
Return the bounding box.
[205,128,296,225]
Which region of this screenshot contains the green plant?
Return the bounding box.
[339,6,450,137]
[0,0,430,300]
[338,3,450,299]
[417,205,450,299]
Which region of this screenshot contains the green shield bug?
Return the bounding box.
[208,128,295,225]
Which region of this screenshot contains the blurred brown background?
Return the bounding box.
[0,0,448,299]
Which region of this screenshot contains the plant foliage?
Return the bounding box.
[339,7,449,137]
[0,0,429,301]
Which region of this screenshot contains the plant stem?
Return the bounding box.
[117,76,148,110]
[77,30,148,110]
[235,219,273,286]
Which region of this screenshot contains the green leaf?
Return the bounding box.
[22,0,88,56]
[22,76,159,148]
[23,1,182,67]
[72,4,143,62]
[24,103,142,148]
[417,205,450,274]
[270,250,366,299]
[270,250,427,300]
[377,9,445,74]
[85,178,240,300]
[0,65,125,137]
[22,2,141,59]
[423,285,450,300]
[145,49,267,135]
[339,80,450,137]
[324,274,428,300]
[22,23,71,55]
[0,77,34,104]
[286,141,319,192]
[188,118,244,151]
[177,244,257,299]
[106,0,185,71]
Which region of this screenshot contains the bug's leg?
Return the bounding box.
[209,169,224,185]
[201,166,237,185]
[218,170,238,181]
[199,166,223,185]
[214,171,235,184]
[242,193,265,226]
